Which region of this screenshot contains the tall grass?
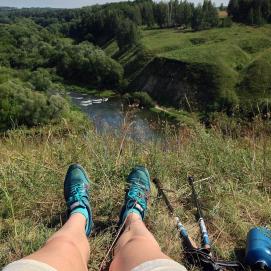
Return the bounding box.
[0,111,270,270]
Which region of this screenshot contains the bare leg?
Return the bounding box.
[110,213,170,271]
[4,164,92,271]
[24,213,89,271]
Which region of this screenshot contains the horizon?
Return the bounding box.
[0,0,229,9]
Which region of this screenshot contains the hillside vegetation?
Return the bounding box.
[110,24,271,113]
[0,2,270,118]
[143,24,271,103]
[1,112,271,270]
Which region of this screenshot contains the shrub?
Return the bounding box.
[239,59,271,102]
[220,17,233,27]
[131,91,155,108]
[29,68,52,91]
[55,42,124,89]
[0,79,69,131]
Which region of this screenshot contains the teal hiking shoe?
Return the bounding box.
[119,166,150,224]
[64,164,93,237]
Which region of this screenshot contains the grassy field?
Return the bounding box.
[142,24,271,67]
[141,24,271,92]
[1,110,271,270]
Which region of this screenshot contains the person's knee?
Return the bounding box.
[47,235,89,256]
[125,235,161,251]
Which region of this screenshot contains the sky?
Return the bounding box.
[0,0,229,9]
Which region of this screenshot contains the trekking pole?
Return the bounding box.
[188,176,211,251]
[154,177,244,271]
[153,178,198,250]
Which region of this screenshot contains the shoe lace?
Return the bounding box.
[127,181,149,209]
[68,183,87,204]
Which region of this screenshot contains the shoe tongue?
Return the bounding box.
[128,199,145,213]
[135,203,144,212]
[70,201,82,210]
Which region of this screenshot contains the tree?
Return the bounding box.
[191,5,203,30]
[29,68,52,92]
[175,2,185,26]
[116,19,141,50]
[219,3,225,11]
[191,1,218,30]
[0,79,69,131]
[227,0,269,25]
[261,0,271,22]
[252,0,265,25]
[141,2,155,27]
[183,2,193,27]
[56,42,124,88]
[154,2,168,28]
[228,0,240,19]
[124,5,142,25]
[202,0,219,28]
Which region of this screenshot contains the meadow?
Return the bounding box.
[142,24,271,68]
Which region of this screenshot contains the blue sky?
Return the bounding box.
[0,0,229,9]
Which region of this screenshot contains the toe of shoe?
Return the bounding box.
[66,164,89,183]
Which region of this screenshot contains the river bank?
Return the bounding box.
[66,83,198,130]
[68,91,167,141]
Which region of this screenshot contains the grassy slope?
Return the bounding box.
[104,24,271,106]
[1,111,271,270]
[142,24,271,69]
[141,24,271,96]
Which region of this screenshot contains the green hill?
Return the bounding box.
[109,24,271,112]
[142,24,271,63]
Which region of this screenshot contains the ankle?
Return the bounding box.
[125,212,142,225]
[70,212,87,226]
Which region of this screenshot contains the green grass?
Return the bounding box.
[142,24,271,75]
[65,84,117,98]
[142,24,271,62]
[151,106,198,127]
[103,40,118,57]
[141,25,271,85]
[1,110,271,270]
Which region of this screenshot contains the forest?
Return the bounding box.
[228,0,271,25]
[0,0,270,131]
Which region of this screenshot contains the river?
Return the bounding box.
[69,92,168,141]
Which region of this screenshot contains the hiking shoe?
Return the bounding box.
[119,166,151,224]
[64,164,93,237]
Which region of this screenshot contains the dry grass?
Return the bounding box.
[0,111,270,270]
[219,11,228,18]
